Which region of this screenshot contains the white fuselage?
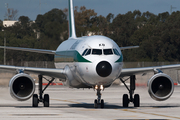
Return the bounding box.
[54,35,123,88]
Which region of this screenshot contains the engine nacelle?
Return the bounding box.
[148,73,174,101]
[9,73,35,101]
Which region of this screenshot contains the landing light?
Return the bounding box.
[94,85,104,90]
[100,85,104,90]
[95,85,98,90]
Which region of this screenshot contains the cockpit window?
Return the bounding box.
[82,49,88,56]
[85,49,91,56]
[92,49,102,55]
[83,48,120,56]
[104,49,113,55]
[113,49,120,56]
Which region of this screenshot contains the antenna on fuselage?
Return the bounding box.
[68,0,77,39]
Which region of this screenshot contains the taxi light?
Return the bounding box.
[95,85,98,90]
[100,85,104,90]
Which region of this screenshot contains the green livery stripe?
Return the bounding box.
[55,50,91,63]
[115,55,123,63]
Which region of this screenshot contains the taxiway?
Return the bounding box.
[0,85,180,119]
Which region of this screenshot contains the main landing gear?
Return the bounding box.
[120,75,140,107]
[94,85,104,108]
[32,75,55,107]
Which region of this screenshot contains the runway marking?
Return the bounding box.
[122,109,180,119]
[10,114,61,116]
[51,99,80,104]
[79,109,97,111]
[52,98,180,119]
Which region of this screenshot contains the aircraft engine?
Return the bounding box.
[147,73,174,101]
[9,73,35,101]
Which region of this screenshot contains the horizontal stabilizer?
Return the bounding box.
[120,46,139,50]
[0,46,56,55]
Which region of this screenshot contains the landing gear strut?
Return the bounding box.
[32,75,55,107]
[120,75,140,107]
[94,85,104,108]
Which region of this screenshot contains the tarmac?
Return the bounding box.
[0,85,180,120]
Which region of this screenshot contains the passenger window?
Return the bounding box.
[92,49,102,55]
[85,49,91,56]
[113,49,120,56]
[82,49,88,56]
[104,49,113,55]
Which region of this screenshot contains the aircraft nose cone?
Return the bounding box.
[96,61,112,77]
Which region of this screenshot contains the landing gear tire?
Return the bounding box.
[44,94,49,107]
[134,94,140,107]
[123,94,129,107]
[32,94,38,107]
[94,99,98,108]
[101,99,104,108]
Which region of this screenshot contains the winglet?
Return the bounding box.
[68,0,77,39]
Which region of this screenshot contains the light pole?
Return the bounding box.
[4,31,6,65]
[170,5,176,14]
[2,29,6,65]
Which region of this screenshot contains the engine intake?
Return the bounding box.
[148,73,174,101]
[9,73,35,101]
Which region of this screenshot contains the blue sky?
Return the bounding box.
[0,0,179,21]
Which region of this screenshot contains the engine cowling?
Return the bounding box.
[148,73,174,101]
[9,73,35,101]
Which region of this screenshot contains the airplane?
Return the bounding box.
[0,0,180,108]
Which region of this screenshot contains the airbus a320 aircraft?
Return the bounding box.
[0,0,180,108]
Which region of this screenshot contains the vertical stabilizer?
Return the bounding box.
[68,0,77,38]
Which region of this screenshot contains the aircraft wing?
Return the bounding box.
[0,46,56,55]
[120,64,180,77]
[0,65,66,79]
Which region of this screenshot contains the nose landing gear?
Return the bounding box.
[94,85,104,108]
